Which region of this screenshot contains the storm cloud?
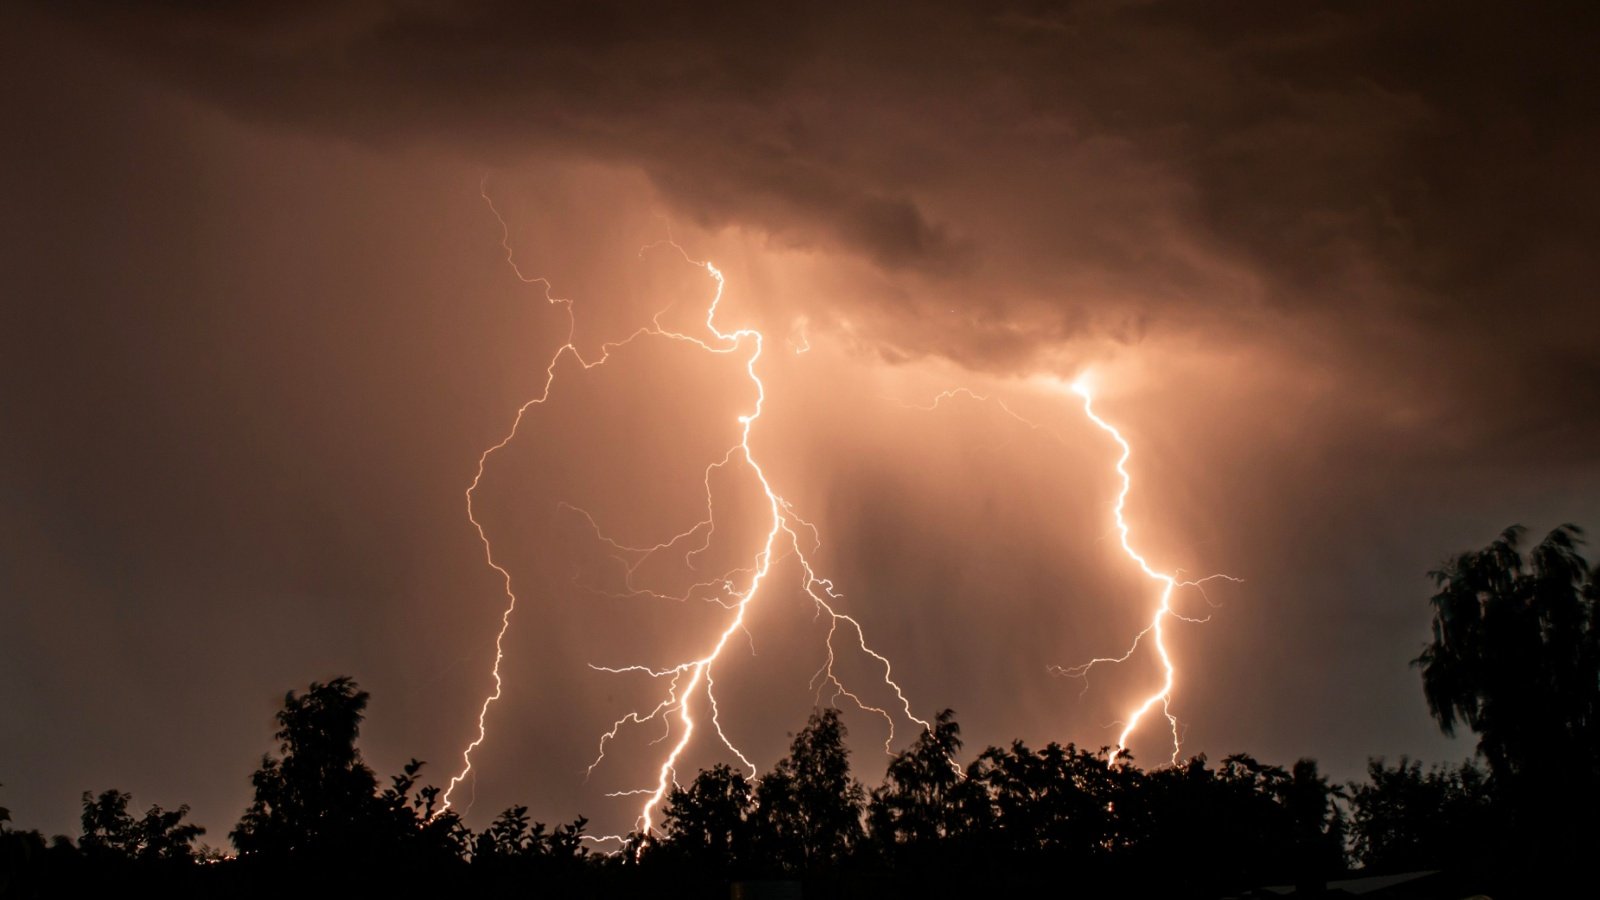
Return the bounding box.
[51,1,1600,427]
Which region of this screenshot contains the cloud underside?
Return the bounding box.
[58,0,1600,451]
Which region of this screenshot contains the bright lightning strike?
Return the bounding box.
[443,184,929,837]
[1058,375,1239,768]
[906,377,1236,769]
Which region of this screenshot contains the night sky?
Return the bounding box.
[4,2,1598,842]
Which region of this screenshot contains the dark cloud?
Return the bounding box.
[52,1,959,269]
[44,0,1600,446]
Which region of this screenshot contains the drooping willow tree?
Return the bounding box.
[1414,524,1600,813]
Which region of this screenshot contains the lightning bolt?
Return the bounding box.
[905,378,1236,769]
[1058,374,1238,767]
[443,183,929,835]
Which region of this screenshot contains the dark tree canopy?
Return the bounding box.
[1,659,1580,897]
[750,707,866,872]
[231,677,383,858]
[659,764,753,870]
[867,708,981,854]
[1414,524,1600,805]
[968,740,1126,861]
[78,789,204,863]
[1346,757,1493,873]
[227,676,468,868]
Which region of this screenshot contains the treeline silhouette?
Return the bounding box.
[2,524,1595,898]
[0,683,1539,899]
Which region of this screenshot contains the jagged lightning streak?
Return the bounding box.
[905,380,1234,769]
[443,185,928,831]
[583,251,927,838]
[1059,374,1237,768]
[441,183,572,812]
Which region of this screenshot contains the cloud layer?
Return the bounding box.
[55,0,1600,443]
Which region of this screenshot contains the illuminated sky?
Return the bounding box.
[4,2,1597,840]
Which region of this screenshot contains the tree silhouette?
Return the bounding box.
[467,803,591,895]
[2,675,1546,893]
[969,740,1124,863]
[79,789,205,863]
[867,708,983,857]
[658,763,753,872]
[1414,524,1600,824]
[377,758,468,862]
[472,805,536,860]
[1282,759,1347,890]
[231,677,386,859]
[1347,757,1492,872]
[750,707,865,872]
